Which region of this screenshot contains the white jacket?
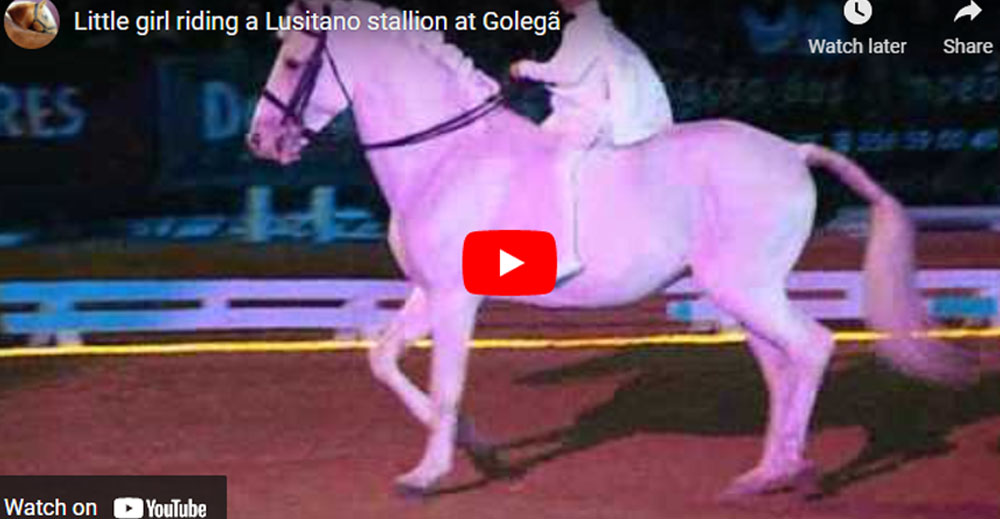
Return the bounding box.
[519,2,673,146]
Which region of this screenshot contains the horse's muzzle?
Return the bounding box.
[245,130,271,160]
[246,123,309,165]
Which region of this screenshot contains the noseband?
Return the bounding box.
[29,1,55,33]
[260,2,505,152]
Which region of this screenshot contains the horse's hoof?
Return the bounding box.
[455,415,481,450]
[467,444,518,480]
[393,481,436,501]
[791,464,823,500]
[394,483,428,501]
[456,415,517,480]
[716,462,821,503]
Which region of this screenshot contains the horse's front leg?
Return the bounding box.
[369,287,434,424]
[396,289,481,494]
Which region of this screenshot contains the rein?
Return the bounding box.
[261,2,506,152]
[354,92,505,151]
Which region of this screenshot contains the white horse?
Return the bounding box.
[248,0,973,500]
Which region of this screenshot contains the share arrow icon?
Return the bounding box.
[954,0,982,21]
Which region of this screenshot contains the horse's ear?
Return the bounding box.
[37,0,47,9]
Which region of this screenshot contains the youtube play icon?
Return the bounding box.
[463,231,557,296]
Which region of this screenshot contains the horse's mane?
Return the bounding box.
[297,0,500,102]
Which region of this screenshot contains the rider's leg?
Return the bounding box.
[543,110,601,286]
[555,147,585,284]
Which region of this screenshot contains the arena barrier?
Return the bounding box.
[1,270,997,346]
[0,280,409,345]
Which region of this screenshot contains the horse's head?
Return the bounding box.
[7,0,57,34]
[247,2,354,165]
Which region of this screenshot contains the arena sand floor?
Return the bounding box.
[0,347,997,519]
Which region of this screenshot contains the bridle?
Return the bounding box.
[260,2,505,152]
[29,1,55,34]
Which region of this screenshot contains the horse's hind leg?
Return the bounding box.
[692,198,831,498]
[691,153,831,498]
[734,324,830,499]
[746,332,794,479]
[699,273,833,500]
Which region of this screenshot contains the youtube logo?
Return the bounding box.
[463,231,557,296]
[114,497,144,518]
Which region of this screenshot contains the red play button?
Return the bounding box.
[463,231,557,296]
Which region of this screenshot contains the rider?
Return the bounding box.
[511,0,674,284]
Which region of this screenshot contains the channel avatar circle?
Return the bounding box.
[4,0,59,49]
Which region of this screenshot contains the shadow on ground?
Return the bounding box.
[466,347,1000,497]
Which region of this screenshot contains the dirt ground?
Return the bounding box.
[0,348,997,519]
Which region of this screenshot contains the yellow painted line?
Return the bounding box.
[0,327,996,359]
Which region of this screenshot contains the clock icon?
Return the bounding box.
[844,0,873,25]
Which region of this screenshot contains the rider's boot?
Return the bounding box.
[555,260,584,287]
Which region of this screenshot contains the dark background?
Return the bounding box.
[0,0,997,236]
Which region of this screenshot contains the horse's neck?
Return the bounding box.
[351,45,490,213]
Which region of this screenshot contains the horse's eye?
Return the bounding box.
[285,59,302,71]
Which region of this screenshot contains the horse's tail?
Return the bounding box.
[798,143,976,386]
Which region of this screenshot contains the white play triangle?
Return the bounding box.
[499,249,524,277]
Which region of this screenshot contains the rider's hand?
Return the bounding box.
[509,61,526,80]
